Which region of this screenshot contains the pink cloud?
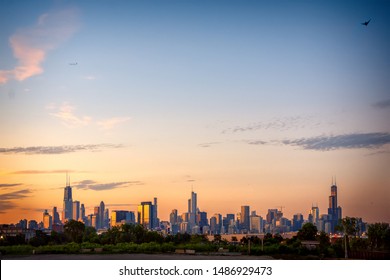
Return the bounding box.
[50,102,92,128]
[0,9,79,84]
[97,117,131,130]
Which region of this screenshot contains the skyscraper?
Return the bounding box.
[80,204,86,222]
[327,179,342,233]
[94,206,100,229]
[73,201,80,221]
[138,201,153,229]
[62,175,73,222]
[153,197,159,229]
[52,206,60,224]
[311,205,320,226]
[43,210,52,229]
[240,205,250,233]
[99,201,105,229]
[188,191,197,230]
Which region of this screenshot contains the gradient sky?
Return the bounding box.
[1,0,389,225]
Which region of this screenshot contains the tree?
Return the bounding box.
[213,234,222,244]
[297,223,318,241]
[29,230,49,247]
[336,217,358,258]
[64,220,85,243]
[83,226,99,243]
[367,223,389,250]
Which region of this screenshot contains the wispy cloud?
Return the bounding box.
[373,99,390,109]
[83,75,96,80]
[0,183,23,188]
[247,140,268,145]
[198,142,221,148]
[0,144,123,155]
[281,132,390,151]
[73,180,143,191]
[97,117,131,130]
[48,102,131,130]
[0,8,79,84]
[49,102,92,128]
[10,170,78,175]
[223,115,323,134]
[0,189,32,213]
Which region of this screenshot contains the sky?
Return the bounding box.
[0,0,389,225]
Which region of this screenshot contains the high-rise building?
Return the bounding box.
[170,209,179,234]
[292,213,304,231]
[99,201,105,229]
[327,179,342,233]
[209,216,218,234]
[152,197,159,229]
[73,201,80,221]
[138,201,153,229]
[188,191,197,230]
[43,209,52,229]
[17,219,27,229]
[111,210,135,227]
[62,175,73,222]
[250,214,263,233]
[52,206,61,224]
[80,204,86,222]
[310,205,320,226]
[198,211,208,229]
[94,206,100,229]
[240,206,250,233]
[104,208,109,228]
[28,220,38,230]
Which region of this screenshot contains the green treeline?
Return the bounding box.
[1,219,389,259]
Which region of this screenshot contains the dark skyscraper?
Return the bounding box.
[240,206,250,233]
[188,191,197,229]
[52,206,60,224]
[327,179,342,233]
[99,201,105,229]
[62,175,73,222]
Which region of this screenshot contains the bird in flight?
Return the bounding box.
[69,62,78,66]
[361,19,371,26]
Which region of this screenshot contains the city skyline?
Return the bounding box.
[0,177,375,229]
[1,1,390,225]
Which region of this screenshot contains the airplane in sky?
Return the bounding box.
[361,19,371,26]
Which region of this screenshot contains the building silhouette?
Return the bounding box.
[138,199,158,230]
[62,175,73,222]
[327,179,342,233]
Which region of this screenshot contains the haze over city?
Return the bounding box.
[1,0,389,225]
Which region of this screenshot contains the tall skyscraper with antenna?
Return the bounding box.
[62,173,73,222]
[188,190,197,230]
[327,178,342,233]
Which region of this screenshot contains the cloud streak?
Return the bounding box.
[0,144,123,155]
[282,132,390,151]
[97,117,131,130]
[0,183,23,188]
[223,115,324,134]
[373,99,390,109]
[198,142,221,148]
[0,9,79,84]
[50,102,92,128]
[73,180,143,191]
[0,189,32,213]
[10,170,78,175]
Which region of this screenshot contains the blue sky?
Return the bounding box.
[0,0,389,224]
